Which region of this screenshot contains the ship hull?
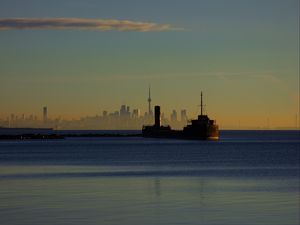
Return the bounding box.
[142,124,219,141]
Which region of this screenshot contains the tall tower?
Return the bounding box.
[148,86,152,116]
[43,106,48,123]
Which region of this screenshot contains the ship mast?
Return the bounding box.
[200,91,203,116]
[148,85,152,115]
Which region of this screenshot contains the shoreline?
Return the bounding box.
[0,133,142,140]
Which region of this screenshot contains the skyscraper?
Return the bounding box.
[180,110,187,123]
[171,110,177,122]
[43,106,47,123]
[132,109,140,118]
[120,105,126,117]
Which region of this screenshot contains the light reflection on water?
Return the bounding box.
[0,174,299,225]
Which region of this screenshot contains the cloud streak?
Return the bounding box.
[0,18,176,32]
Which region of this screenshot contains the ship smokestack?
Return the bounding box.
[154,105,161,128]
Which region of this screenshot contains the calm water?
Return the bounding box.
[0,130,299,225]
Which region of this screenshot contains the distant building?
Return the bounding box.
[180,110,187,123]
[171,110,177,122]
[43,106,48,123]
[10,113,15,121]
[120,105,126,117]
[102,110,108,117]
[126,106,131,117]
[120,105,130,117]
[132,109,140,118]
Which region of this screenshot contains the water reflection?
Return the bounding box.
[0,170,299,225]
[154,177,161,197]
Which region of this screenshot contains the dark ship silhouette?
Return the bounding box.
[142,92,219,140]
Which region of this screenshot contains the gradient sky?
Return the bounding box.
[0,0,299,128]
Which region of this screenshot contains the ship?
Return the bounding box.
[142,92,219,140]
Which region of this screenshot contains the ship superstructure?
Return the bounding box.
[182,92,219,140]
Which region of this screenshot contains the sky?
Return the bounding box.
[0,0,299,128]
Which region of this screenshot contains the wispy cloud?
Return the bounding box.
[0,18,177,32]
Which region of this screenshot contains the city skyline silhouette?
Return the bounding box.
[0,0,299,129]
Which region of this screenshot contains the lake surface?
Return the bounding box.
[0,130,299,225]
